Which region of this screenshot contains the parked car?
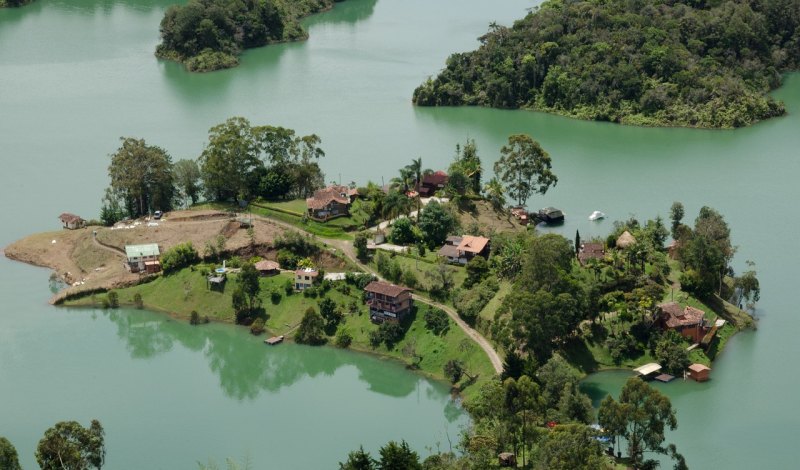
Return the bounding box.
[153,210,163,220]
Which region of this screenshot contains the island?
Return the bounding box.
[156,0,346,72]
[413,0,800,128]
[4,117,761,469]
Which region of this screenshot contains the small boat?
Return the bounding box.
[265,335,285,345]
[589,210,605,221]
[537,207,565,224]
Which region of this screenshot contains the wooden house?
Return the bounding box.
[688,363,711,382]
[294,268,319,291]
[657,302,707,343]
[437,235,490,265]
[125,243,161,273]
[305,185,355,221]
[59,213,86,230]
[364,281,413,323]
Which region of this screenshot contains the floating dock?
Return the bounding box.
[265,335,285,345]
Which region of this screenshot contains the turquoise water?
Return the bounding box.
[2,0,800,467]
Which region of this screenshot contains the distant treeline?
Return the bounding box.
[413,0,800,128]
[0,0,35,7]
[156,0,345,72]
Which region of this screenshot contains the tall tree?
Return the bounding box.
[536,424,606,470]
[418,200,456,248]
[173,158,202,207]
[377,441,422,470]
[108,137,174,217]
[598,377,678,468]
[493,134,557,206]
[339,446,376,470]
[669,201,684,239]
[199,117,264,202]
[0,437,21,470]
[296,307,325,345]
[36,420,106,470]
[238,262,261,313]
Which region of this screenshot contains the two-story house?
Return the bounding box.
[437,235,491,265]
[364,281,413,323]
[125,243,161,273]
[306,185,358,221]
[295,268,319,291]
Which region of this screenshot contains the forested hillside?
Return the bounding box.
[156,0,345,72]
[413,0,800,128]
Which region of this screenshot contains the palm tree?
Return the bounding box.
[382,190,412,221]
[390,167,415,193]
[484,177,506,209]
[409,157,423,188]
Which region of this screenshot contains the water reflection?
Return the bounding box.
[303,0,379,27]
[102,308,423,401]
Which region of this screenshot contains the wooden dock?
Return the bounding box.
[265,335,285,346]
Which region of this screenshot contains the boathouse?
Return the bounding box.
[688,363,711,382]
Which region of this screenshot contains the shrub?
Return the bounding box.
[190,311,200,325]
[335,327,353,348]
[250,318,266,335]
[284,278,294,296]
[378,321,405,349]
[389,218,417,245]
[270,290,282,304]
[133,293,144,309]
[401,269,418,289]
[444,359,465,384]
[274,231,319,257]
[107,291,119,309]
[424,308,450,335]
[277,250,299,270]
[161,242,200,273]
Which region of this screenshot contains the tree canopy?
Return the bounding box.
[107,137,174,218]
[413,0,799,128]
[493,134,557,206]
[157,0,346,72]
[35,419,106,470]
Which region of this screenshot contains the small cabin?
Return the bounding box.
[688,363,711,382]
[498,452,517,467]
[59,213,86,230]
[125,243,161,273]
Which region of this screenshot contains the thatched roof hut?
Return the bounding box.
[616,230,637,248]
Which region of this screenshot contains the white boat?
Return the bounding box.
[588,210,605,221]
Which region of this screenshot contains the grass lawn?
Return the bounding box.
[66,266,494,399]
[371,255,467,292]
[249,204,353,240]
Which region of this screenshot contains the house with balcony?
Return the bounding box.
[656,302,707,343]
[364,281,413,323]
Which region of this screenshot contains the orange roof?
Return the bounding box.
[689,363,710,372]
[457,235,490,254]
[295,268,319,277]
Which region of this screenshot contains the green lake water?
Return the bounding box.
[2,0,799,467]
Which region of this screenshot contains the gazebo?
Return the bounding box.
[255,260,280,276]
[616,230,637,249]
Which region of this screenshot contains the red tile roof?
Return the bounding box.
[59,213,83,224]
[421,171,448,187]
[578,242,605,264]
[658,302,704,328]
[364,281,411,297]
[306,185,351,210]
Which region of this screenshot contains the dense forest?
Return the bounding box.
[156,0,345,72]
[413,0,800,128]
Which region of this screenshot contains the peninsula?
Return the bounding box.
[413,0,800,128]
[156,0,346,72]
